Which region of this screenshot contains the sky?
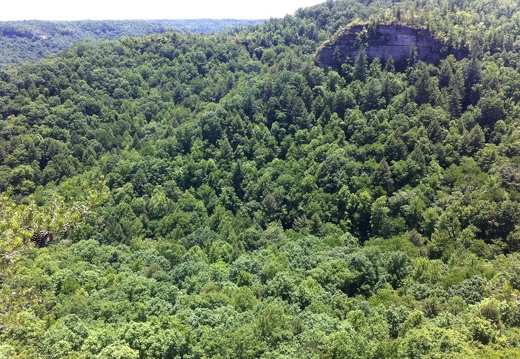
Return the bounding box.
[0,0,325,21]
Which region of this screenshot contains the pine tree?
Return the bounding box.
[448,68,464,118]
[353,48,369,82]
[385,55,395,73]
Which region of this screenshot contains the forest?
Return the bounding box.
[0,19,263,68]
[1,0,520,357]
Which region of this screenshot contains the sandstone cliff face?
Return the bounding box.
[316,24,467,71]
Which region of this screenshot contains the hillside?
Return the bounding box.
[316,23,470,71]
[1,0,520,357]
[0,19,264,68]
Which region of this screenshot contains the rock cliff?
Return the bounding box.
[316,24,467,71]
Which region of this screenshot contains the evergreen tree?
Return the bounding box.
[353,48,369,82]
[448,68,464,118]
[385,55,395,73]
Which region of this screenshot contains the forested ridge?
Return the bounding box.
[0,19,264,68]
[2,0,520,357]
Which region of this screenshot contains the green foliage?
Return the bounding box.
[0,19,264,68]
[1,0,520,357]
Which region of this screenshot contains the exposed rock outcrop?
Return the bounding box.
[316,24,468,71]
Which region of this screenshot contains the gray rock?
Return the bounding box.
[316,24,468,71]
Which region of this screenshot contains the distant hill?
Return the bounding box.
[0,19,264,67]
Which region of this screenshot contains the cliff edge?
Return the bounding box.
[316,24,467,71]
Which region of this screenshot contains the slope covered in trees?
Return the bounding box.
[0,19,264,68]
[2,0,520,357]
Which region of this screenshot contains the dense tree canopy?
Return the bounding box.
[2,0,520,357]
[0,19,264,68]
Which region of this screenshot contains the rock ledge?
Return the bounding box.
[316,24,467,71]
